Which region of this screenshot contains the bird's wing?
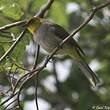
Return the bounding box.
[48,22,85,56]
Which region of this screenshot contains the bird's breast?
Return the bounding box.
[33,27,59,53]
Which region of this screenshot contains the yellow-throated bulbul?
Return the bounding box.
[27,16,100,87]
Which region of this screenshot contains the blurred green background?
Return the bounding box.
[0,0,110,110]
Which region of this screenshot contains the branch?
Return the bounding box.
[33,45,40,70]
[0,40,15,43]
[17,77,29,110]
[52,60,60,91]
[0,20,27,31]
[36,0,55,18]
[0,91,18,106]
[32,44,40,110]
[3,99,17,110]
[10,57,31,72]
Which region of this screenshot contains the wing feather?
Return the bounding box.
[47,22,85,56]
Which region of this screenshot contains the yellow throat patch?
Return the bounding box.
[27,17,43,34]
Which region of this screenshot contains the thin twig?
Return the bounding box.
[33,44,40,110]
[0,31,16,39]
[14,62,31,72]
[0,20,27,31]
[11,72,32,95]
[52,59,60,91]
[17,76,32,110]
[0,40,15,43]
[16,66,46,110]
[33,45,40,70]
[3,98,17,110]
[36,0,55,18]
[11,66,42,95]
[0,92,18,106]
[10,57,31,72]
[0,29,27,63]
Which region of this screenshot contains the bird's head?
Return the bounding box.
[27,16,43,34]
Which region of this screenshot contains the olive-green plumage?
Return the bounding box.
[27,16,100,87]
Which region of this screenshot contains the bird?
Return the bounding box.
[27,16,100,87]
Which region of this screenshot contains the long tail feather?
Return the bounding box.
[68,48,100,87]
[76,59,100,87]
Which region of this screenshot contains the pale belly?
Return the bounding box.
[33,33,68,55]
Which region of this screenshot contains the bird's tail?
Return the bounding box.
[70,52,100,87]
[76,58,100,87]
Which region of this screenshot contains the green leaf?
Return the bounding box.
[0,0,24,20]
[11,33,30,63]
